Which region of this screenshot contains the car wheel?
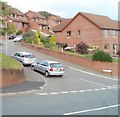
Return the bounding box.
[31,65,35,71]
[59,75,63,77]
[45,71,49,77]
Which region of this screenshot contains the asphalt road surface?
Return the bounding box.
[1,40,119,115]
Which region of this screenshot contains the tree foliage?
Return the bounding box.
[49,35,56,44]
[35,30,44,46]
[39,11,52,18]
[0,1,13,17]
[0,1,15,35]
[7,23,16,34]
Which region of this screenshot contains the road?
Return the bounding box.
[1,40,119,115]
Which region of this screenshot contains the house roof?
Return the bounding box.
[12,8,24,16]
[52,19,72,32]
[8,16,29,23]
[53,12,118,32]
[49,14,62,20]
[79,12,118,30]
[26,10,45,19]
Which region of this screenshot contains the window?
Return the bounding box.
[104,44,109,50]
[78,30,81,37]
[103,30,109,36]
[67,31,71,37]
[112,30,118,36]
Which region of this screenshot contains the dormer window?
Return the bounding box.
[12,14,16,18]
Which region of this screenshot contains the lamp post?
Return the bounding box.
[5,20,12,55]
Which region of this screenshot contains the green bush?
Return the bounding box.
[44,43,58,49]
[92,50,112,62]
[23,31,35,44]
[16,30,22,35]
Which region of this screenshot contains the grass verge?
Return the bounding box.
[0,53,22,69]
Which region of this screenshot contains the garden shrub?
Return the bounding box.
[49,35,56,44]
[92,50,112,62]
[44,43,57,49]
[75,41,88,54]
[16,30,22,35]
[23,31,35,44]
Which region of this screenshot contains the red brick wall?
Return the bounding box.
[54,14,103,49]
[22,42,118,77]
[0,68,25,87]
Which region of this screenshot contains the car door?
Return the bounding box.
[41,62,48,73]
[17,53,24,62]
[35,62,41,71]
[39,61,48,73]
[13,53,19,60]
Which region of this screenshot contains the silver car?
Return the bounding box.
[31,60,65,77]
[14,35,23,42]
[12,52,36,65]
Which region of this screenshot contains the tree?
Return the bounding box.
[39,11,52,18]
[7,23,16,34]
[0,1,14,35]
[35,30,44,46]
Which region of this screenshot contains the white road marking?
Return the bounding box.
[70,91,78,93]
[64,104,120,115]
[80,78,107,87]
[60,91,69,94]
[35,85,119,96]
[68,66,118,81]
[101,88,106,90]
[86,89,93,92]
[79,90,85,92]
[94,89,100,91]
[50,92,59,95]
[38,93,48,95]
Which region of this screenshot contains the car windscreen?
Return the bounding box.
[50,63,62,68]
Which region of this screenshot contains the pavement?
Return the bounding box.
[0,80,45,96]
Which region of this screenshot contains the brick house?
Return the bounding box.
[25,10,49,32]
[53,12,119,55]
[7,8,29,32]
[47,15,64,30]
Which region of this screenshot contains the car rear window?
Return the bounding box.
[50,63,62,68]
[24,54,35,58]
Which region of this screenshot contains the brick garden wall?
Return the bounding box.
[22,42,118,77]
[0,68,25,87]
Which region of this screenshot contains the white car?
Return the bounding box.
[12,52,36,65]
[31,60,65,77]
[14,35,23,42]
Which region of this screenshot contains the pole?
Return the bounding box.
[5,22,7,55]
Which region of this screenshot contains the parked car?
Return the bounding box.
[8,34,16,39]
[14,35,23,42]
[12,52,36,65]
[31,60,65,77]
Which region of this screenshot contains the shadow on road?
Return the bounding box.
[1,80,45,93]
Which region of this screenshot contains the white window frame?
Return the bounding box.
[103,30,109,37]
